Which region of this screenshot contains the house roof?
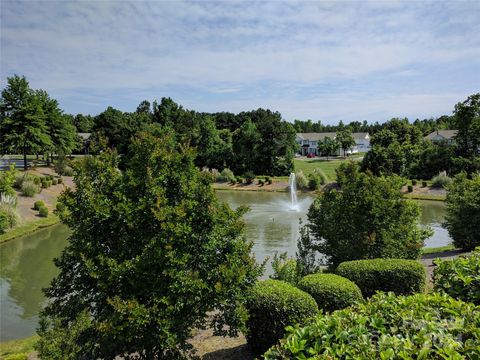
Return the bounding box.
[296,132,369,141]
[78,132,92,140]
[425,130,458,140]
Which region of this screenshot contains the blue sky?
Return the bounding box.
[1,1,479,123]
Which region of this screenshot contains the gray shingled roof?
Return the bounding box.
[425,130,458,140]
[297,132,369,141]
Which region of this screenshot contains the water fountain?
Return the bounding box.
[288,172,299,211]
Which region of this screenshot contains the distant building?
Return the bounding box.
[425,130,458,144]
[296,132,370,156]
[78,132,92,154]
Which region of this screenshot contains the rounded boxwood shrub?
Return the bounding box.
[298,273,363,312]
[57,177,63,184]
[264,292,480,359]
[407,184,413,192]
[39,206,49,217]
[335,259,426,297]
[246,280,318,355]
[34,200,45,210]
[52,179,58,185]
[433,251,480,305]
[41,181,48,189]
[422,180,428,187]
[411,179,417,186]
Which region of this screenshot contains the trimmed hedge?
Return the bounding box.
[264,292,480,359]
[246,280,318,355]
[335,259,426,297]
[298,273,363,312]
[34,200,45,210]
[433,251,480,305]
[38,206,49,218]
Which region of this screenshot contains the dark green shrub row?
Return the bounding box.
[335,259,426,297]
[298,273,363,313]
[264,292,480,359]
[245,280,317,355]
[433,250,480,305]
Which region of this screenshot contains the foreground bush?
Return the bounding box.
[246,280,318,355]
[298,273,363,312]
[336,259,426,297]
[21,181,39,197]
[444,173,480,250]
[433,251,480,305]
[34,200,45,210]
[270,253,299,285]
[36,132,262,359]
[265,292,480,359]
[38,206,48,218]
[218,168,235,183]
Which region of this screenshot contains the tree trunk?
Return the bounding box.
[23,147,28,171]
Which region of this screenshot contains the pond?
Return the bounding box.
[0,192,449,341]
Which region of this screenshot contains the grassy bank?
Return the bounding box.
[0,215,60,244]
[403,193,446,201]
[422,245,456,255]
[0,336,37,359]
[293,158,343,182]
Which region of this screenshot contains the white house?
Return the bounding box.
[425,130,457,144]
[296,132,370,156]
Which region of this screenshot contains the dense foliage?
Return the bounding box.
[36,132,262,359]
[264,292,480,359]
[335,259,426,297]
[301,162,431,268]
[298,273,363,312]
[245,280,318,355]
[433,251,480,305]
[270,253,300,285]
[444,173,480,250]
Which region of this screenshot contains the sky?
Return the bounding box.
[1,1,479,123]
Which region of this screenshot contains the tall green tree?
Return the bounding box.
[37,131,261,359]
[232,119,260,175]
[301,162,431,268]
[335,125,356,157]
[317,136,339,160]
[0,75,51,170]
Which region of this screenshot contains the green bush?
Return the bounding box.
[41,181,48,189]
[21,180,40,197]
[298,273,363,312]
[308,169,325,190]
[236,176,243,184]
[62,166,74,176]
[47,180,52,187]
[335,259,426,297]
[411,179,417,186]
[14,173,27,189]
[218,168,235,183]
[52,179,58,185]
[0,164,17,196]
[244,171,255,184]
[422,180,428,187]
[407,184,413,192]
[433,251,480,305]
[34,200,46,210]
[39,206,49,217]
[4,354,28,360]
[270,253,299,285]
[258,179,264,186]
[294,171,308,190]
[264,292,480,359]
[246,280,318,355]
[57,177,63,184]
[265,176,271,184]
[432,174,452,188]
[0,210,9,234]
[34,176,41,185]
[55,202,66,213]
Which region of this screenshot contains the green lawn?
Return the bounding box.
[0,336,37,359]
[293,158,345,182]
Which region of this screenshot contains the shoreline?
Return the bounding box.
[0,215,60,245]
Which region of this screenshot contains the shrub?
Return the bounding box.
[422,180,428,187]
[14,173,27,189]
[298,273,363,312]
[55,202,66,214]
[270,253,299,285]
[21,180,40,197]
[34,176,41,185]
[444,173,480,250]
[432,173,452,188]
[294,171,308,190]
[411,179,417,186]
[39,206,49,217]
[244,171,255,184]
[0,203,19,229]
[52,179,58,185]
[218,168,235,183]
[47,180,52,187]
[62,166,74,176]
[236,176,243,184]
[407,184,413,192]
[336,259,426,297]
[57,177,63,184]
[4,354,28,360]
[0,164,17,196]
[258,179,264,186]
[34,200,46,210]
[264,292,480,359]
[41,181,48,189]
[0,210,9,234]
[433,251,480,305]
[246,280,318,355]
[265,176,271,184]
[308,169,326,190]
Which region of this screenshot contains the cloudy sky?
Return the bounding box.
[1,1,479,123]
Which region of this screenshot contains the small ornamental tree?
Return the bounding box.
[444,173,480,250]
[37,131,262,359]
[301,162,431,268]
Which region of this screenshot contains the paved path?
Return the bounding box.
[421,250,469,283]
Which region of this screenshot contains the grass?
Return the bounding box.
[422,245,456,255]
[403,193,446,201]
[0,215,60,244]
[293,158,344,182]
[0,336,37,359]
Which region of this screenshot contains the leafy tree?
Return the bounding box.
[36,131,262,359]
[335,125,356,157]
[453,93,480,159]
[317,136,339,160]
[232,119,260,175]
[0,75,51,170]
[444,173,480,251]
[301,162,431,268]
[73,114,94,133]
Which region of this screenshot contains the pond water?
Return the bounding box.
[0,192,449,341]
